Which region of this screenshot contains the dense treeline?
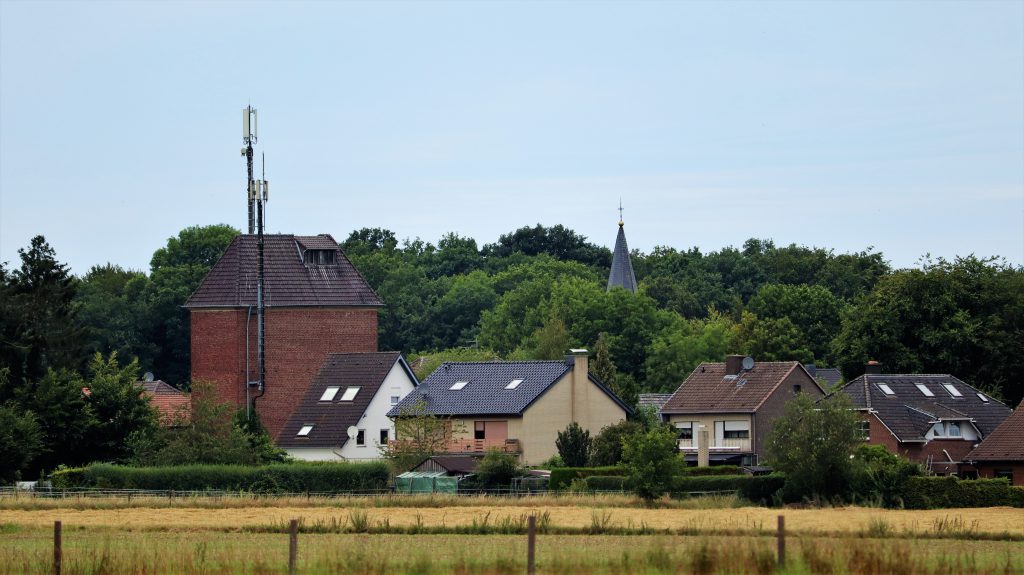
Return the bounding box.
[1,223,1022,480]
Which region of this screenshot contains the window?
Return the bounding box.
[723,421,749,440]
[304,250,336,265]
[474,421,486,440]
[390,395,400,405]
[675,422,693,440]
[943,384,963,397]
[340,387,360,401]
[947,422,961,437]
[977,393,989,403]
[319,386,340,401]
[857,420,870,440]
[379,429,389,445]
[450,381,469,390]
[995,469,1014,481]
[793,384,802,394]
[915,384,934,397]
[877,383,895,395]
[297,424,313,436]
[505,379,524,390]
[356,429,366,446]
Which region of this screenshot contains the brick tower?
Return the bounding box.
[185,234,382,440]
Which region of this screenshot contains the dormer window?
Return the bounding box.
[304,249,336,266]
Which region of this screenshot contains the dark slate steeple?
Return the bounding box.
[607,208,637,293]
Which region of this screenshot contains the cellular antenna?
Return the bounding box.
[242,106,270,422]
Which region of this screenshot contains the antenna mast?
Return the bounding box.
[242,106,269,420]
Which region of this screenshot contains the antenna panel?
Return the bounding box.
[243,108,250,140]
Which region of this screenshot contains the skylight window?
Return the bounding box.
[977,393,989,403]
[450,381,469,390]
[505,379,524,390]
[914,384,934,397]
[340,387,360,401]
[943,384,963,397]
[877,383,895,395]
[320,386,340,401]
[297,425,313,436]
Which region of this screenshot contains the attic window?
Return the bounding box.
[304,249,336,266]
[340,387,360,401]
[915,384,935,397]
[450,381,469,390]
[505,379,524,390]
[297,425,314,436]
[877,383,895,395]
[943,384,963,397]
[320,387,341,401]
[977,393,989,403]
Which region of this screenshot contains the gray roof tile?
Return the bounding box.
[607,223,637,293]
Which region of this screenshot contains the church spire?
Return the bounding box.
[607,202,637,293]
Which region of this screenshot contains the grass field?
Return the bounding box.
[2,496,1023,574]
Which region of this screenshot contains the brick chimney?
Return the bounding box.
[568,349,589,424]
[725,355,745,376]
[864,360,883,375]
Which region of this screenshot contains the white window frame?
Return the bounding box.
[505,379,524,390]
[914,383,934,397]
[977,393,989,403]
[356,428,366,446]
[390,395,400,405]
[942,384,962,397]
[877,383,895,395]
[450,381,469,390]
[319,386,340,401]
[297,424,314,436]
[340,387,360,401]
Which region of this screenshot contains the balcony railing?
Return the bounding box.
[447,438,522,454]
[677,438,751,452]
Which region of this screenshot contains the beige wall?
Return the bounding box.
[666,414,753,452]
[449,416,524,447]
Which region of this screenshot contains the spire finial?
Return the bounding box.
[618,199,624,226]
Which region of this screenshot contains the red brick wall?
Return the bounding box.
[974,463,1024,486]
[753,368,824,460]
[190,307,378,440]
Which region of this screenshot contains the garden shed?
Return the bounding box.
[395,471,458,494]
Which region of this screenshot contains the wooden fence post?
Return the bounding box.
[776,515,785,568]
[289,519,298,575]
[527,514,536,574]
[53,520,62,575]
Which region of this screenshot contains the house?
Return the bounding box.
[962,402,1024,485]
[637,393,673,415]
[277,352,417,461]
[137,380,190,425]
[831,363,1011,474]
[660,355,826,466]
[388,349,631,465]
[185,234,382,440]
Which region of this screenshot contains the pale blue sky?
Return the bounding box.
[2,0,1022,274]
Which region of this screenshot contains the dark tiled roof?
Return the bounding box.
[606,223,637,293]
[277,352,413,448]
[638,394,673,410]
[185,234,382,308]
[137,380,184,395]
[661,361,818,414]
[415,455,480,474]
[804,365,843,388]
[388,360,630,417]
[832,374,1011,442]
[967,403,1024,461]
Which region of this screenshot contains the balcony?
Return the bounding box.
[677,438,751,452]
[446,438,522,454]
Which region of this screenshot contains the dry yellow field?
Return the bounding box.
[2,504,1022,536]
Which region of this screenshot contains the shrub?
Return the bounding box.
[671,474,785,504]
[49,462,389,493]
[623,426,684,500]
[679,465,744,476]
[588,420,643,466]
[549,466,626,491]
[475,448,523,489]
[901,476,1024,509]
[584,476,627,491]
[556,422,592,467]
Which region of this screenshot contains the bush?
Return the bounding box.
[848,445,923,506]
[901,476,1024,509]
[679,465,744,476]
[579,473,785,504]
[549,466,626,490]
[588,420,642,466]
[49,462,390,493]
[623,426,684,500]
[584,476,627,491]
[556,422,592,467]
[475,448,523,489]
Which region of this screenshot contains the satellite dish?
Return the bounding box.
[143,372,155,382]
[347,426,359,440]
[741,357,755,371]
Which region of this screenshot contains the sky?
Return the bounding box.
[1,0,1022,275]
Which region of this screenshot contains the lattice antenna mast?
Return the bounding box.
[242,107,258,234]
[242,106,270,419]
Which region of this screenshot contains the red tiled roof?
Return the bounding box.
[136,380,190,425]
[966,403,1024,462]
[184,234,382,308]
[661,361,816,413]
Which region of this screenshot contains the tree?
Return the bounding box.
[0,401,43,483]
[555,422,592,467]
[482,224,611,269]
[589,419,642,466]
[474,448,523,489]
[733,311,814,363]
[622,425,683,501]
[12,368,95,473]
[74,264,156,373]
[591,333,637,408]
[81,352,159,463]
[765,392,863,501]
[643,313,736,393]
[383,399,461,473]
[746,283,847,362]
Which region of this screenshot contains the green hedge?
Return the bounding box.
[901,476,1024,509]
[679,465,744,476]
[549,466,626,490]
[582,474,784,504]
[50,462,390,493]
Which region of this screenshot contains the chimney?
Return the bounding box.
[569,348,588,425]
[864,360,883,376]
[725,355,745,376]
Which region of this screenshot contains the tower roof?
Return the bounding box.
[607,222,637,293]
